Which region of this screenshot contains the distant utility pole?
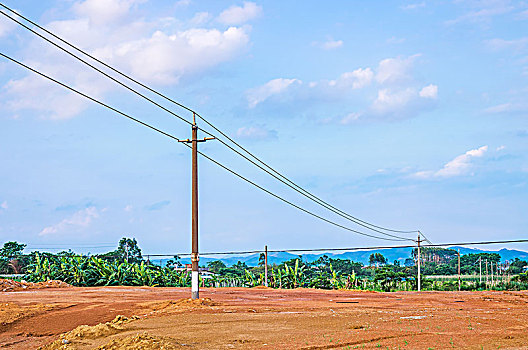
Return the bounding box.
[457,250,461,291]
[417,233,421,292]
[485,259,489,286]
[179,113,214,300]
[491,261,494,287]
[479,257,482,284]
[264,245,268,287]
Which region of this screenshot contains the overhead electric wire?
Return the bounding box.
[419,231,433,245]
[0,51,410,243]
[0,9,201,132]
[0,3,421,242]
[137,239,528,257]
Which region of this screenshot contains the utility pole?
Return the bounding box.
[457,249,461,292]
[485,259,488,286]
[479,256,482,284]
[264,245,268,287]
[125,242,129,263]
[179,113,214,300]
[491,261,494,287]
[417,233,421,292]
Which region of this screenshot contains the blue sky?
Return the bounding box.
[0,0,527,255]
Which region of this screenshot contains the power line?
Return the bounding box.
[141,239,528,257]
[418,231,433,245]
[0,53,183,142]
[26,246,115,250]
[0,3,420,242]
[0,9,199,131]
[0,51,409,243]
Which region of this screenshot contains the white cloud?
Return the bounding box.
[174,0,191,7]
[0,10,17,37]
[376,54,420,84]
[236,125,276,139]
[486,37,528,51]
[39,207,99,236]
[340,112,361,124]
[73,0,146,26]
[446,2,514,25]
[419,84,438,99]
[483,102,528,114]
[387,36,406,44]
[217,2,262,25]
[246,78,301,108]
[313,39,343,50]
[247,68,373,108]
[414,145,488,178]
[327,68,373,89]
[109,27,249,85]
[245,54,437,121]
[372,88,417,114]
[518,9,528,19]
[2,1,252,119]
[4,72,93,120]
[124,205,133,212]
[0,201,8,210]
[401,2,426,10]
[190,11,212,26]
[496,145,506,151]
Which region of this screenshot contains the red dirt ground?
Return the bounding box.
[1,286,527,349]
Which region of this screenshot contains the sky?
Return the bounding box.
[0,0,527,256]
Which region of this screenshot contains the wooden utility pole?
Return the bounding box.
[179,113,214,300]
[264,245,268,287]
[457,249,461,292]
[417,233,421,292]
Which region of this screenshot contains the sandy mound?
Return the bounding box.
[1,279,71,292]
[142,297,219,313]
[171,297,217,307]
[40,315,138,349]
[96,333,183,349]
[251,285,273,289]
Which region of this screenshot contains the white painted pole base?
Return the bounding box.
[191,270,199,299]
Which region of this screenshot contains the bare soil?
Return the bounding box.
[0,285,527,349]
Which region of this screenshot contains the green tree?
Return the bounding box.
[106,237,143,264]
[0,241,26,259]
[369,253,387,267]
[0,241,27,274]
[258,253,266,267]
[373,266,405,292]
[165,255,182,269]
[207,260,226,273]
[507,258,528,274]
[232,261,248,271]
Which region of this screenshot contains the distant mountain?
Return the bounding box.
[153,246,528,267]
[449,246,528,261]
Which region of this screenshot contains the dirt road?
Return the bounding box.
[0,286,527,349]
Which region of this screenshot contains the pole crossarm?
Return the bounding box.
[178,137,216,144]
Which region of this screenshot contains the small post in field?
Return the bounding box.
[264,245,268,287]
[457,249,461,291]
[417,233,421,292]
[479,256,482,283]
[491,261,494,286]
[485,259,488,286]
